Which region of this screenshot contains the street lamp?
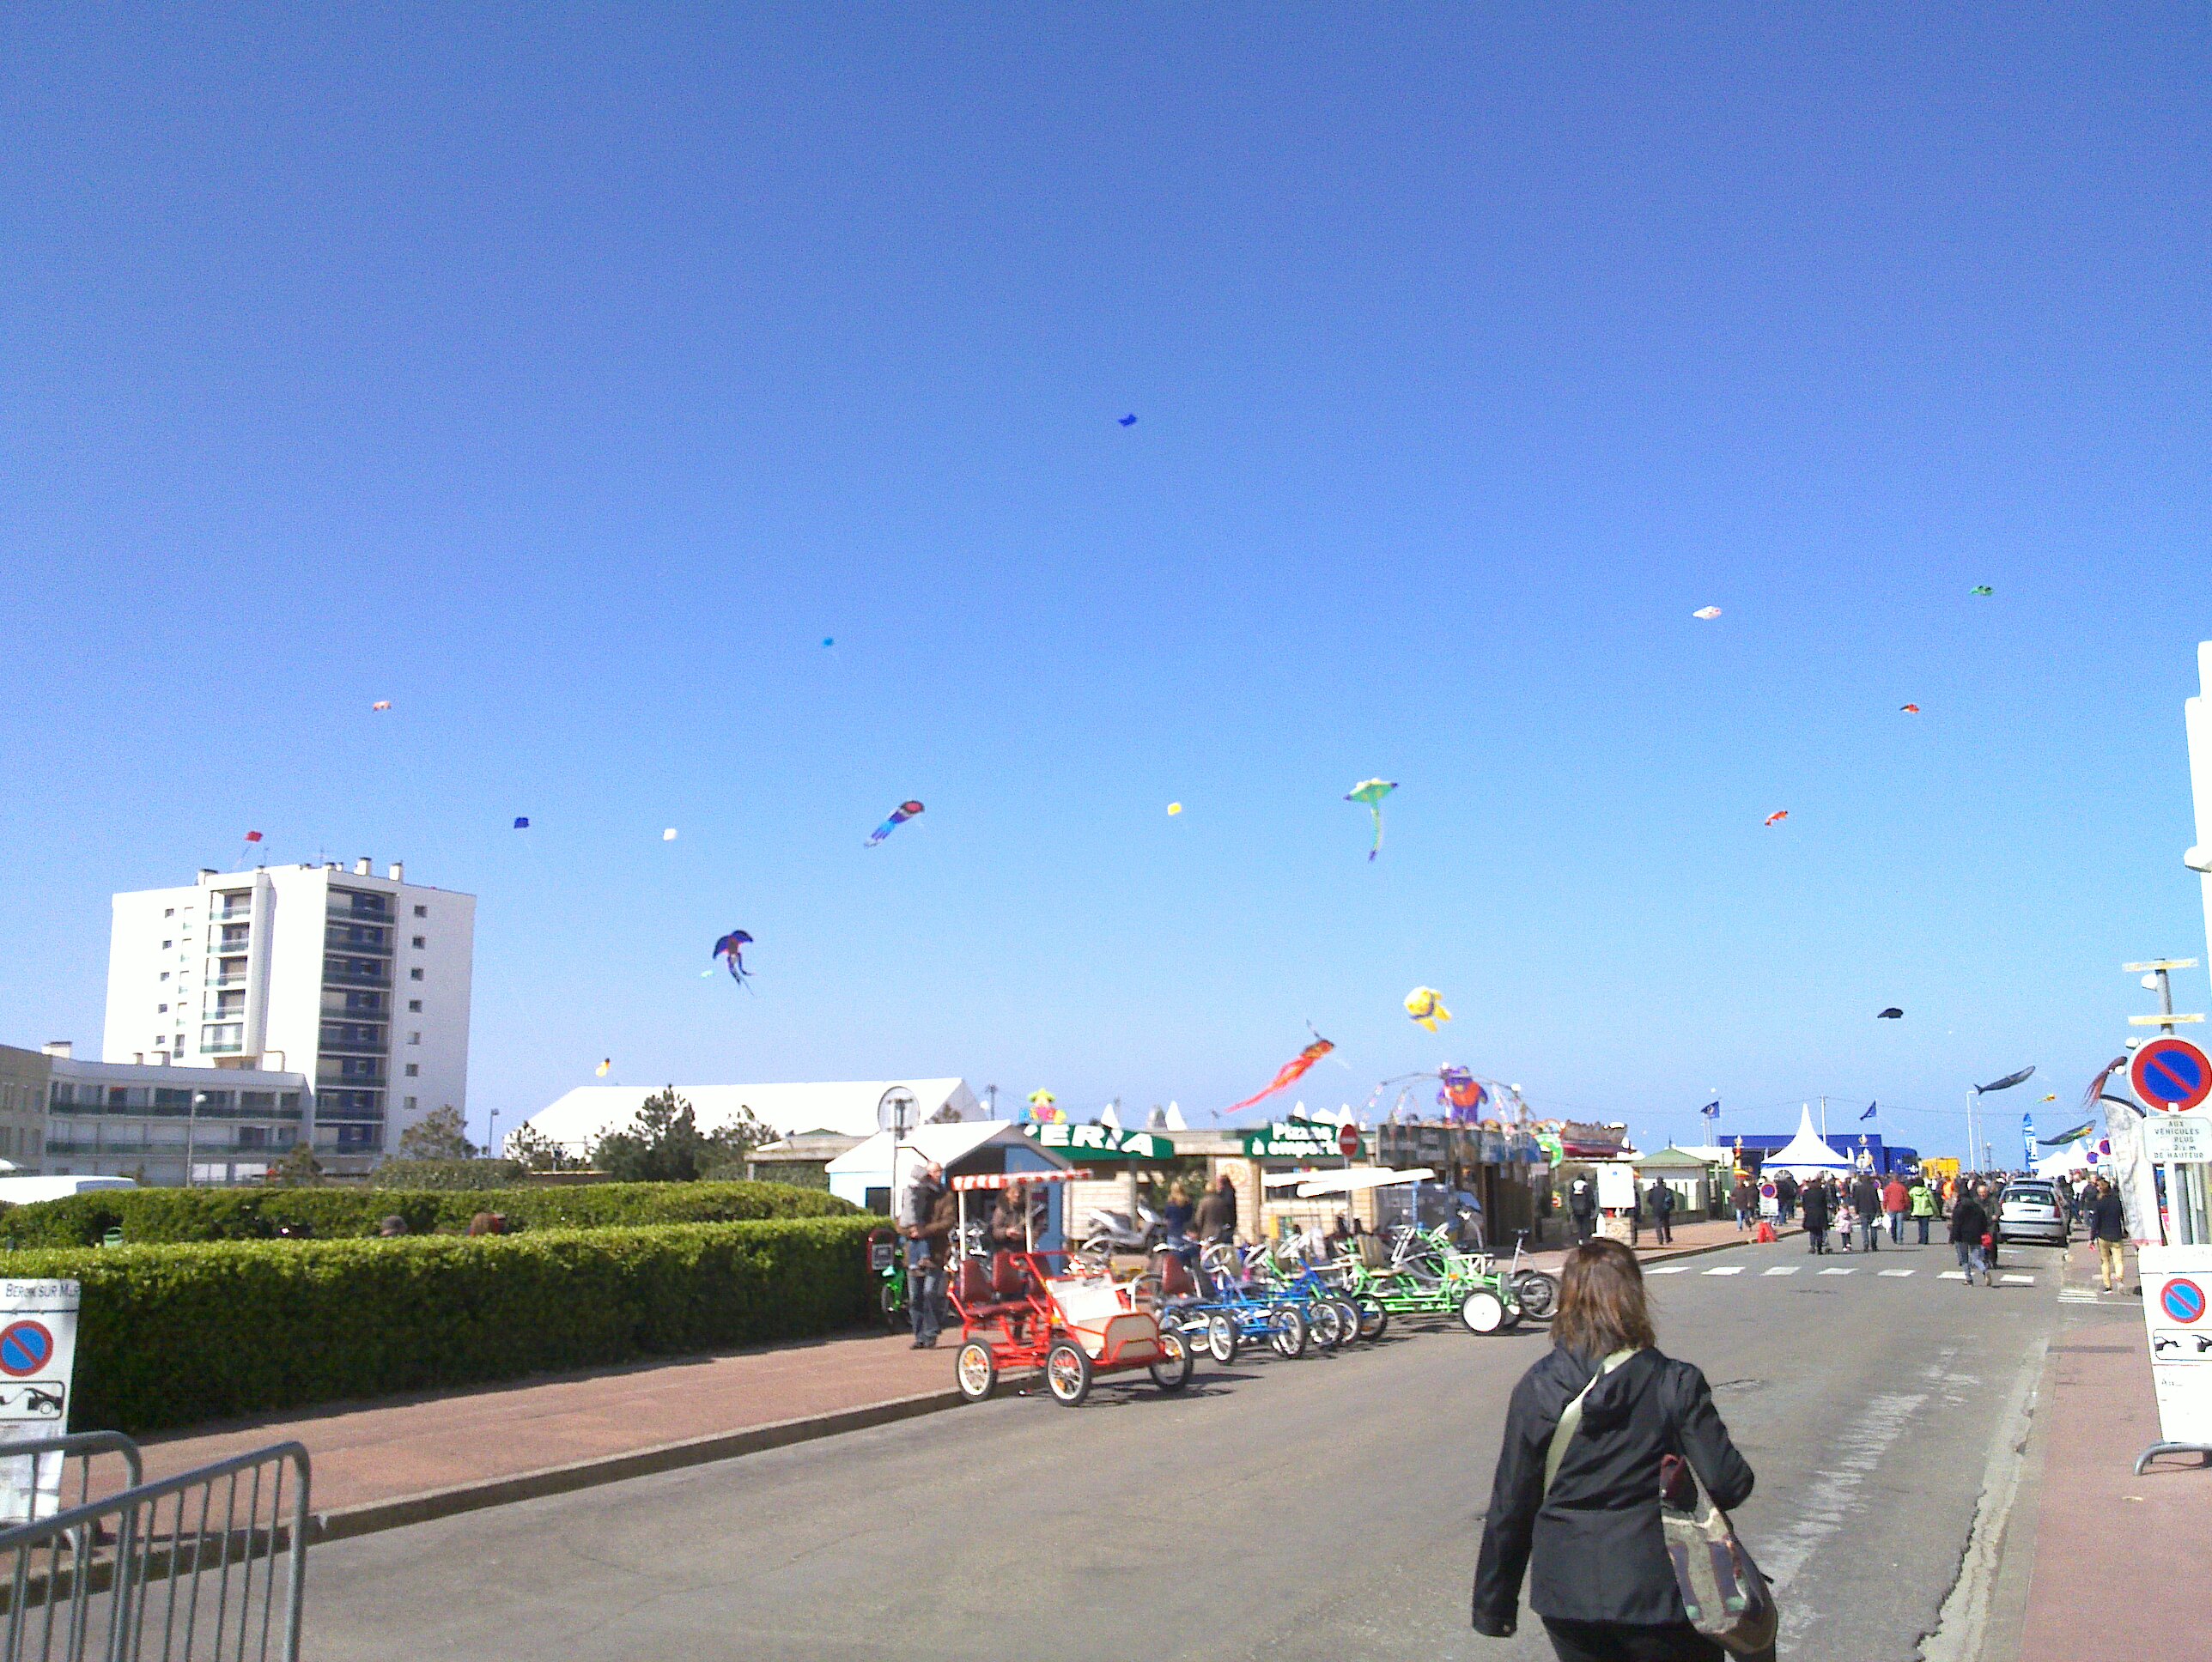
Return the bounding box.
[878,1087,919,1218]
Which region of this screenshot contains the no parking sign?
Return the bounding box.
[2140,1248,2212,1447]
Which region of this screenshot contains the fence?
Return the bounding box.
[0,1436,309,1662]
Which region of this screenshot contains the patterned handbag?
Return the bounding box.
[1657,1452,1777,1655]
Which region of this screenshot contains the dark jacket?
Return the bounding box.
[1473,1346,1753,1636]
[2090,1190,2127,1243]
[1647,1182,1674,1216]
[1800,1183,1831,1228]
[1850,1175,1881,1217]
[1193,1186,1237,1240]
[1949,1196,1989,1246]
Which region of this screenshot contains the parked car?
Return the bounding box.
[1996,1180,2068,1246]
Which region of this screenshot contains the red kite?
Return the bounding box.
[1225,1036,1335,1115]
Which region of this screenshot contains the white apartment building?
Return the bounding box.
[45,1047,310,1186]
[104,860,474,1170]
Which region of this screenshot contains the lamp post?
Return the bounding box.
[878,1087,918,1218]
[487,1107,500,1162]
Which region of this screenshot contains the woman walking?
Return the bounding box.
[1472,1238,1769,1661]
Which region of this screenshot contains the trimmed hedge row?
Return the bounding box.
[17,1215,882,1435]
[0,1180,858,1248]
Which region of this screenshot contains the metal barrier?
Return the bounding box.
[0,1436,144,1528]
[0,1440,310,1662]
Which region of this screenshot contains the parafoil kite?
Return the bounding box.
[1970,585,1993,597]
[1024,1089,1065,1125]
[514,817,530,830]
[1899,704,1920,714]
[371,701,391,712]
[712,930,754,985]
[1345,779,1397,860]
[1404,987,1452,1031]
[867,800,925,846]
[596,1058,611,1077]
[1225,1035,1336,1114]
[1692,607,1722,621]
[662,828,678,841]
[1763,810,1789,827]
[1876,1007,1903,1019]
[1167,803,1182,816]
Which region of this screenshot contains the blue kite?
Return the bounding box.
[712,930,754,986]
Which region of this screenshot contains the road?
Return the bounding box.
[304,1234,2063,1661]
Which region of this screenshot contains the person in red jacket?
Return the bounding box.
[1881,1174,1910,1246]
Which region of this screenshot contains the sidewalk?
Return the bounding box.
[136,1328,956,1537]
[2012,1240,2211,1662]
[1521,1213,1792,1270]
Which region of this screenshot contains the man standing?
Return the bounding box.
[1194,1173,1239,1245]
[1773,1168,1799,1227]
[900,1162,949,1350]
[1800,1174,1830,1254]
[1951,1183,1992,1286]
[1567,1176,1597,1245]
[1882,1172,1910,1245]
[2089,1176,2129,1293]
[1646,1176,1675,1246]
[1851,1170,1884,1253]
[1730,1175,1756,1232]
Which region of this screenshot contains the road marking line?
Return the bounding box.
[1703,1266,1744,1276]
[1763,1266,1800,1276]
[1647,1265,1689,1275]
[2001,1274,2035,1284]
[1819,1267,1855,1276]
[1879,1270,1915,1277]
[1940,1271,1967,1280]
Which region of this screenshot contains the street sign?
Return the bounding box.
[2141,1113,2212,1164]
[1338,1124,1361,1160]
[2132,1038,2212,1113]
[0,1281,77,1526]
[2142,1247,2212,1447]
[2160,1277,2206,1324]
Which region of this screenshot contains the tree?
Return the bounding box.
[590,1089,779,1183]
[397,1105,476,1162]
[506,1122,587,1174]
[269,1143,325,1188]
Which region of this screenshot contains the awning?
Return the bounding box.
[951,1169,1096,1190]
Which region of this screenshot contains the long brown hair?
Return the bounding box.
[1552,1237,1656,1360]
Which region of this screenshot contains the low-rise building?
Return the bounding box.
[519,1078,985,1160]
[44,1048,311,1186]
[0,1046,53,1174]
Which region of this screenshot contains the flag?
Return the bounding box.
[1859,1101,1877,1120]
[1699,1101,1720,1119]
[2021,1113,2037,1166]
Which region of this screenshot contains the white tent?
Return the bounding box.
[1765,1107,1852,1176]
[2033,1140,2097,1181]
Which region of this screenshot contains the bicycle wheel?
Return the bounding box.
[1355,1297,1389,1342]
[1332,1299,1364,1344]
[1045,1341,1093,1406]
[954,1341,998,1403]
[1150,1327,1194,1392]
[1460,1290,1506,1334]
[1511,1271,1559,1319]
[1306,1299,1345,1350]
[1206,1313,1241,1365]
[1270,1305,1308,1360]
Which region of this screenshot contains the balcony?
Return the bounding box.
[322,961,390,987]
[328,897,392,922]
[213,935,252,955]
[209,974,248,989]
[325,924,391,951]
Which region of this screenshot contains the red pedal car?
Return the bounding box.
[947,1170,1195,1406]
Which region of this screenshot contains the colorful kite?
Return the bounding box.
[242,830,263,846]
[1899,704,1920,714]
[514,817,530,830]
[1692,607,1722,621]
[1437,1067,1486,1119]
[1970,585,1993,597]
[1404,987,1452,1031]
[596,1058,611,1077]
[1877,1007,1904,1019]
[1345,779,1397,860]
[712,929,754,985]
[371,701,391,712]
[1024,1089,1065,1125]
[866,800,925,846]
[1763,810,1789,827]
[1224,1035,1336,1114]
[1167,803,1182,816]
[662,828,678,841]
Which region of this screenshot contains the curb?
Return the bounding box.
[308,1386,968,1544]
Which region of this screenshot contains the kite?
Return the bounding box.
[371,701,391,712]
[595,1058,611,1077]
[866,800,925,846]
[712,929,754,986]
[1345,779,1397,860]
[1119,415,1137,427]
[1404,987,1452,1031]
[822,638,835,648]
[662,828,678,841]
[1167,803,1182,816]
[2039,1120,2094,1145]
[242,830,263,846]
[1692,607,1722,621]
[1763,810,1789,827]
[1024,1089,1065,1125]
[1224,1035,1336,1114]
[1437,1067,1486,1119]
[2039,1092,2057,1102]
[1877,1007,1904,1019]
[1974,1065,2035,1095]
[1970,585,1993,597]
[513,817,530,830]
[1899,704,1920,714]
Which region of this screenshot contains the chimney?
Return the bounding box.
[41,1041,71,1059]
[131,1052,143,1065]
[198,868,216,882]
[355,857,372,876]
[386,862,404,883]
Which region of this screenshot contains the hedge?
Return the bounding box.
[14,1216,883,1435]
[0,1180,858,1248]
[368,1159,527,1191]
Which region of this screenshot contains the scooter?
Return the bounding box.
[1078,1200,1165,1261]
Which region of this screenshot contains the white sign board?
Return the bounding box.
[2140,1113,2212,1164]
[0,1280,79,1523]
[2139,1246,2212,1447]
[1594,1162,1638,1210]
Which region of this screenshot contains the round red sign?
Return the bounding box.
[1338,1123,1361,1159]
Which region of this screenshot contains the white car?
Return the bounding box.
[1996,1180,2068,1246]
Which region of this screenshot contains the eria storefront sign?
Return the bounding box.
[1021,1123,1171,1161]
[1242,1119,1346,1157]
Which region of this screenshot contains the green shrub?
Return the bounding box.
[16,1216,880,1435]
[0,1180,857,1248]
[369,1160,526,1191]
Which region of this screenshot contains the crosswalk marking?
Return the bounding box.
[1703,1266,1743,1276]
[2002,1274,2036,1285]
[1648,1266,1689,1275]
[2058,1289,2105,1303]
[1879,1270,1914,1278]
[1818,1267,1855,1276]
[1763,1266,1799,1277]
[1940,1271,1967,1280]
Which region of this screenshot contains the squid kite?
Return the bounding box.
[1345,779,1397,860]
[1763,810,1789,827]
[1404,987,1452,1031]
[712,930,754,985]
[867,800,925,846]
[1225,1035,1336,1114]
[1877,1007,1904,1019]
[1692,607,1722,621]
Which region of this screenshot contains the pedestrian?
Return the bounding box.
[1194,1173,1238,1245]
[1646,1177,1675,1246]
[1799,1174,1830,1254]
[1569,1177,1598,1246]
[1730,1176,1755,1233]
[1452,1182,1488,1252]
[1908,1174,1936,1246]
[2089,1177,2128,1294]
[1951,1184,1991,1287]
[1772,1170,1798,1227]
[377,1215,408,1238]
[1472,1238,1767,1662]
[1850,1171,1882,1253]
[899,1161,949,1349]
[1881,1172,1908,1245]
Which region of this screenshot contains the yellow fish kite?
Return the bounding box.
[1404,986,1452,1031]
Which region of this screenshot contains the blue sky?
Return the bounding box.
[3,5,2208,1160]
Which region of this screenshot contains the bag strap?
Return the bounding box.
[1543,1347,1638,1494]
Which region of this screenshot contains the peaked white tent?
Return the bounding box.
[1765,1107,1852,1176]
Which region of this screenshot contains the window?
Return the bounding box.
[410,967,423,981]
[164,908,174,919]
[404,1064,418,1077]
[161,940,172,949]
[159,972,169,982]
[408,1031,421,1045]
[413,905,426,918]
[411,935,425,949]
[404,1096,417,1111]
[157,1004,167,1014]
[407,1000,422,1012]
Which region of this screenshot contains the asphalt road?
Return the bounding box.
[303,1234,2063,1661]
